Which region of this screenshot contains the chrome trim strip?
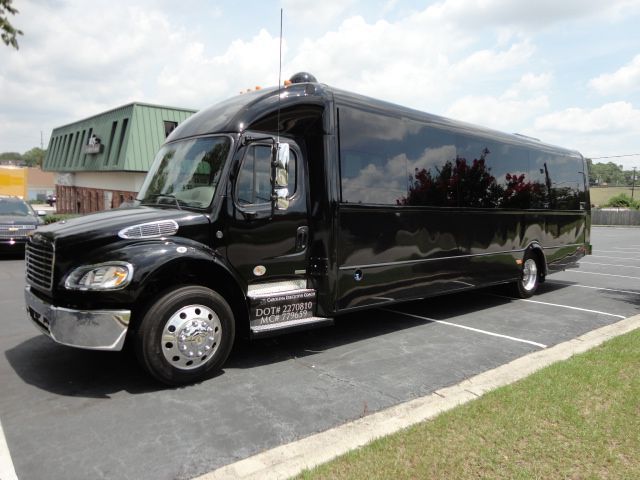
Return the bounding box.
[24,286,131,351]
[542,243,584,250]
[339,243,585,271]
[339,249,523,270]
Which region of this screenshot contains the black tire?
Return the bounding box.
[135,286,235,386]
[512,252,540,299]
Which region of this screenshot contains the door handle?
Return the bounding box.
[296,226,309,252]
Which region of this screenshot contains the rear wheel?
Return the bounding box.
[513,253,540,298]
[135,286,235,386]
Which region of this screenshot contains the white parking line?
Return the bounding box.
[381,308,547,348]
[567,271,640,280]
[546,281,640,296]
[0,418,18,480]
[490,294,626,319]
[581,262,640,269]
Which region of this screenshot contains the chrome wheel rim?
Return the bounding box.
[161,304,222,371]
[521,258,538,291]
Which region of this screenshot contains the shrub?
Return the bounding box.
[604,193,640,209]
[43,214,79,225]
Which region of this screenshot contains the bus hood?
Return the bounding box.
[32,207,211,251]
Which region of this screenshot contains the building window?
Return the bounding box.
[105,121,118,165]
[164,121,178,138]
[114,118,129,165]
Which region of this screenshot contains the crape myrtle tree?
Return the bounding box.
[1,0,22,50]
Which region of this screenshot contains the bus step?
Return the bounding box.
[250,316,334,337]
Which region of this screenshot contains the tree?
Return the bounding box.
[589,161,625,185]
[0,151,22,161]
[23,147,46,168]
[1,0,23,50]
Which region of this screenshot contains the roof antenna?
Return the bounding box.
[277,7,283,144]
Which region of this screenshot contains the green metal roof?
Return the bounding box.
[44,103,196,173]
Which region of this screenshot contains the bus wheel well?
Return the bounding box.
[130,261,249,342]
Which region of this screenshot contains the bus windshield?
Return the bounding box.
[137,136,232,209]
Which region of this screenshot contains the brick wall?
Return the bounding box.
[56,185,136,214]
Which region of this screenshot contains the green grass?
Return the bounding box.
[590,186,635,207]
[296,329,640,480]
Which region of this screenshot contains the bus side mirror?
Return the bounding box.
[272,143,290,211]
[274,143,289,187]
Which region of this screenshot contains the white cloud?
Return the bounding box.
[449,40,535,79]
[282,0,358,25]
[502,72,552,101]
[445,73,551,132]
[447,94,549,132]
[155,29,282,106]
[534,102,640,134]
[0,0,284,148]
[285,11,534,112]
[1,0,640,164]
[0,0,554,152]
[589,55,640,96]
[532,102,640,163]
[423,0,639,29]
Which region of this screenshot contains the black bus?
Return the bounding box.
[25,73,590,384]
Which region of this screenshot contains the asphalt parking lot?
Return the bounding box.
[1,226,638,480]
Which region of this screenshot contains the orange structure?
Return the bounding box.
[0,166,28,199]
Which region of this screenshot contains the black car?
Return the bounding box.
[0,195,45,252]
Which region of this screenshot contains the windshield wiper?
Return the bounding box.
[140,193,183,210]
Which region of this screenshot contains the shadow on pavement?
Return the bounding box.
[5,286,561,398]
[5,336,160,398]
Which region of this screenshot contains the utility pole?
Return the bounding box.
[632,167,637,200]
[40,131,44,149]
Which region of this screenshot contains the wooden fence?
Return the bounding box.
[592,209,640,226]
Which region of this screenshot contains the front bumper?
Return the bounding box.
[0,237,28,248]
[24,286,131,351]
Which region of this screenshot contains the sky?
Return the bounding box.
[1,0,640,168]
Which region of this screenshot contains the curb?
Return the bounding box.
[194,314,640,480]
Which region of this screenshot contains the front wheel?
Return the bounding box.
[135,286,235,386]
[512,254,541,299]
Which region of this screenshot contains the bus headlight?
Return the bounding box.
[65,262,134,291]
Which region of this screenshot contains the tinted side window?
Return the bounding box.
[452,135,501,208]
[529,152,552,209]
[548,155,581,210]
[488,142,532,209]
[236,144,297,207]
[338,105,580,210]
[529,153,583,210]
[236,145,272,206]
[402,126,457,207]
[339,107,409,205]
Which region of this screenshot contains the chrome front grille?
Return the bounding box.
[26,238,55,291]
[0,224,36,239]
